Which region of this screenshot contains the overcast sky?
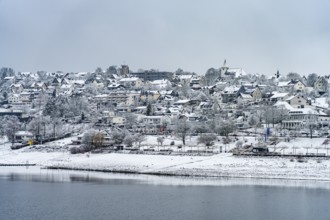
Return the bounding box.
[1,0,330,76]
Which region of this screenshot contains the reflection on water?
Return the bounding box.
[1,166,330,189]
[2,167,330,220]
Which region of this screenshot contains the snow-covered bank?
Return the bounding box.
[2,140,330,181]
[2,166,330,189]
[45,153,330,180]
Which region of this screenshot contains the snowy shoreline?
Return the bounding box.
[45,164,330,182]
[2,136,330,182]
[4,151,330,182]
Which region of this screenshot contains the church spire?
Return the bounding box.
[276,70,280,78]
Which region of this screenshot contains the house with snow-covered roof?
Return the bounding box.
[270,92,290,103]
[313,76,328,94]
[140,115,170,134]
[10,83,24,93]
[107,83,125,90]
[198,101,221,115]
[147,79,171,89]
[175,74,194,85]
[60,84,73,93]
[71,80,85,88]
[285,94,310,109]
[51,77,61,87]
[119,77,143,88]
[277,79,305,93]
[237,93,253,103]
[281,108,326,130]
[140,90,161,103]
[219,60,248,79]
[221,86,244,103]
[30,82,47,91]
[240,85,262,102]
[311,98,330,111]
[225,68,247,78]
[273,101,295,111]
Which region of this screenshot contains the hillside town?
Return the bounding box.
[1,61,330,163]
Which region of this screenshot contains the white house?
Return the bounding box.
[10,84,24,93]
[286,95,309,108]
[278,80,305,92]
[119,77,143,88]
[282,108,321,130]
[314,76,328,94]
[148,79,171,89]
[142,116,162,125]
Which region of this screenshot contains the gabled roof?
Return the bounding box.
[174,99,190,105]
[72,80,85,85]
[277,81,291,87]
[288,79,305,86]
[273,101,295,111]
[270,92,289,99]
[10,83,23,88]
[60,84,72,89]
[178,75,193,79]
[149,79,169,85]
[159,90,173,95]
[223,86,240,94]
[288,108,318,115]
[119,77,140,82]
[239,93,253,99]
[226,68,247,77]
[286,95,307,101]
[311,98,329,109]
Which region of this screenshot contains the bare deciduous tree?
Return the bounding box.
[157,136,165,149]
[135,133,146,149]
[175,119,190,145]
[124,133,135,147]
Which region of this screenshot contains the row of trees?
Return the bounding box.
[175,118,236,145]
[71,128,222,154]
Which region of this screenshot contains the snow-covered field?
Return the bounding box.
[1,136,330,181]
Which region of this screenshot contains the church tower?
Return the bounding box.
[276,70,280,78]
[220,59,229,78]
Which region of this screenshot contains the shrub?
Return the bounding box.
[297,156,305,163]
[70,147,79,154]
[198,133,217,146]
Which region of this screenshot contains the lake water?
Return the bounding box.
[1,168,330,220]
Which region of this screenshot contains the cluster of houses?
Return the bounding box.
[1,61,330,143]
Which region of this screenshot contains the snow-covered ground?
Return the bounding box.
[1,136,330,181]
